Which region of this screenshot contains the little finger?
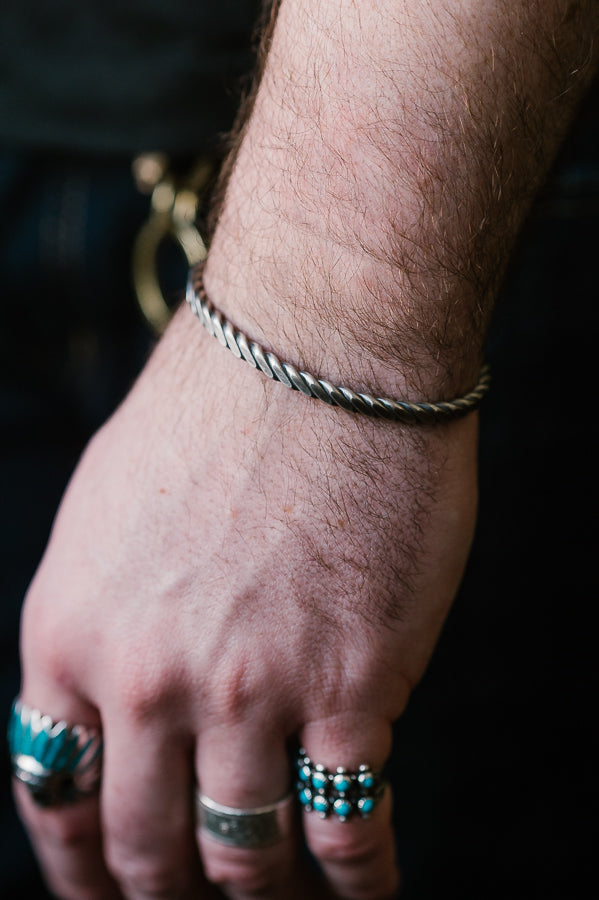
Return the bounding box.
[297,716,398,900]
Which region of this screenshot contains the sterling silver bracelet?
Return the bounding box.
[186,264,490,424]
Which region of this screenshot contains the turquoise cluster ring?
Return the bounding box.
[295,749,386,822]
[7,699,103,807]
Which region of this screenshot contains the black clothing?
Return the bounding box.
[0,1,260,155]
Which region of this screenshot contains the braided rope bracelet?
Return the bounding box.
[186,264,490,424]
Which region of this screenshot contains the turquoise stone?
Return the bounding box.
[68,739,91,772]
[299,788,312,806]
[20,721,33,756]
[312,794,329,814]
[333,773,351,793]
[358,797,374,814]
[333,798,352,818]
[8,705,30,755]
[311,770,328,790]
[358,771,374,789]
[44,731,68,768]
[49,731,73,769]
[32,729,51,760]
[299,765,311,783]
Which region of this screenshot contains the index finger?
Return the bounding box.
[10,687,119,900]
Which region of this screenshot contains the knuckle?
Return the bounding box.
[44,874,105,900]
[202,848,285,896]
[21,595,76,687]
[209,656,260,724]
[25,807,100,850]
[110,645,181,726]
[104,844,180,895]
[115,675,161,725]
[204,863,277,896]
[308,826,381,868]
[104,810,193,896]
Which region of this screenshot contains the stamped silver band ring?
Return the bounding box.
[196,793,295,849]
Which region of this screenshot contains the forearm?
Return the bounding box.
[204,0,598,397]
[18,9,599,899]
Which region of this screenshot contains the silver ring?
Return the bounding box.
[196,792,295,848]
[295,748,387,822]
[7,699,103,807]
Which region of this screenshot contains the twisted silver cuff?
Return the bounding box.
[186,265,490,424]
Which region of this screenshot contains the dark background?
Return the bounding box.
[395,81,599,900]
[0,64,597,900]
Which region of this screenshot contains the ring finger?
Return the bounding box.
[195,721,313,900]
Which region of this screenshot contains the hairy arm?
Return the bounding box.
[15,3,598,900]
[206,0,596,395]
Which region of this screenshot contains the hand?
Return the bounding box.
[15,307,479,899]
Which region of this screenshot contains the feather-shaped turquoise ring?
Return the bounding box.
[7,699,103,807]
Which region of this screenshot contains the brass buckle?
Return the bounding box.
[132,153,212,334]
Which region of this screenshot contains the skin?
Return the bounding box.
[14,1,598,898]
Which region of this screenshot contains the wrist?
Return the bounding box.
[202,241,483,405]
[192,261,489,422]
[201,0,597,402]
